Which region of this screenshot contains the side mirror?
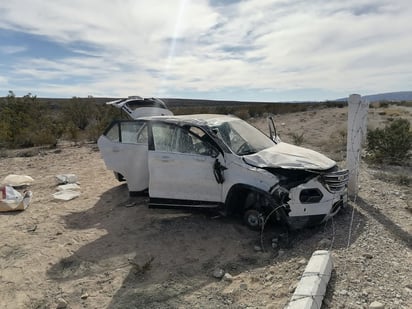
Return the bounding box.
[268,116,280,143]
[210,147,220,158]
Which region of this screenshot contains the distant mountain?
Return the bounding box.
[337,91,412,102]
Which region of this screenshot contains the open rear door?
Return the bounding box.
[97,120,150,192]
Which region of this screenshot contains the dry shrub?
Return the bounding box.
[367,118,411,164]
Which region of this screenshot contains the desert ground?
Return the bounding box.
[0,105,411,309]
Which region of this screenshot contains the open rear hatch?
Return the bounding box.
[107,96,173,119]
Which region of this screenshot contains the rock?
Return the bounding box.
[254,245,262,252]
[81,292,89,299]
[56,298,68,309]
[318,238,331,248]
[213,268,224,279]
[223,273,233,282]
[297,258,307,266]
[369,301,384,309]
[362,253,373,259]
[240,283,248,290]
[339,289,348,296]
[265,274,274,281]
[278,250,285,257]
[289,282,298,293]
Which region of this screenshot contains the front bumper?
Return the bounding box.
[285,176,348,229]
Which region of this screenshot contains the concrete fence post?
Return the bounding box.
[347,94,369,199]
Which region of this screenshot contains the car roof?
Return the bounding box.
[140,114,240,127]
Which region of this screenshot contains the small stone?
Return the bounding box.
[271,242,278,249]
[223,273,233,282]
[369,301,384,309]
[297,258,307,266]
[339,289,348,296]
[278,250,285,257]
[56,298,68,309]
[289,282,298,293]
[362,253,373,259]
[213,268,224,279]
[254,245,262,252]
[318,238,331,248]
[240,283,248,290]
[81,292,89,299]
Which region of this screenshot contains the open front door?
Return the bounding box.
[148,122,223,206]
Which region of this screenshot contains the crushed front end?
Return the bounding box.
[269,167,349,229]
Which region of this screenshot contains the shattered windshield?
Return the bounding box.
[211,119,274,155]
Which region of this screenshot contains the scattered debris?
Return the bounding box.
[57,183,80,191]
[0,185,32,212]
[1,174,34,187]
[53,175,81,201]
[52,190,80,201]
[56,174,78,185]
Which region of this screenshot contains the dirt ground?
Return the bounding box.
[0,105,411,309]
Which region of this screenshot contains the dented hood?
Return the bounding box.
[243,142,336,170]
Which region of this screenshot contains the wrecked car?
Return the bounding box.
[98,96,348,229]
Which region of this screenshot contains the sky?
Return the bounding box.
[0,0,411,102]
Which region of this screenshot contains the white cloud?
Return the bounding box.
[0,0,411,99]
[0,45,26,54]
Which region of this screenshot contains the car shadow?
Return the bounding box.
[46,184,276,307]
[46,185,367,308]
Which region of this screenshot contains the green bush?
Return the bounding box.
[0,92,62,148]
[366,118,412,164]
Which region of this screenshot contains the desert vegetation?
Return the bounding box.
[0,92,121,149]
[1,92,411,167]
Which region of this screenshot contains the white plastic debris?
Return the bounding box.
[55,174,78,185]
[52,190,80,201]
[1,174,34,187]
[57,183,80,191]
[0,185,33,212]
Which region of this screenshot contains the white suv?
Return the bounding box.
[98,97,348,229]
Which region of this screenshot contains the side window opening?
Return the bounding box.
[152,123,215,156]
[104,121,147,144]
[105,123,120,142]
[152,123,176,152]
[178,126,215,156]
